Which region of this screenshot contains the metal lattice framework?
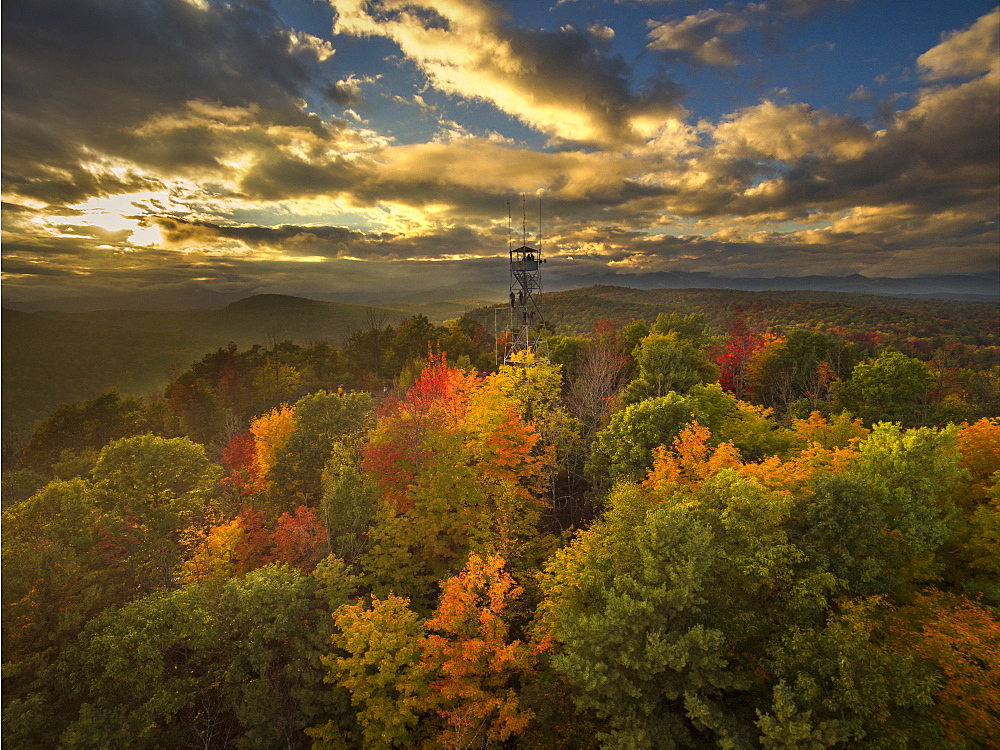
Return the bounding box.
[505,244,545,363]
[504,199,548,364]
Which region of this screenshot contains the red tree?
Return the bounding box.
[716,306,765,400]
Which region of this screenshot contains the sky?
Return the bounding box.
[2,0,998,308]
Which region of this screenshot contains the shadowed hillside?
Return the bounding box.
[2,295,422,446]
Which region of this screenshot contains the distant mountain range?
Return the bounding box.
[542,271,999,300]
[5,272,995,312]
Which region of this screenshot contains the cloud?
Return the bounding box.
[328,74,380,106]
[329,0,684,146]
[587,23,616,43]
[917,8,999,81]
[2,2,997,307]
[849,85,874,102]
[2,0,341,205]
[645,0,844,67]
[646,9,750,67]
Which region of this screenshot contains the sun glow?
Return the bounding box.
[67,191,171,246]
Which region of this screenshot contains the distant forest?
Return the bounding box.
[3,286,998,747]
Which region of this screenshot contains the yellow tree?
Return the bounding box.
[249,403,296,484]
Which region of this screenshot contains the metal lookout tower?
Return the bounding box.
[504,197,548,365]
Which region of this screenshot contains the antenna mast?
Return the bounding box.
[507,200,511,254]
[521,194,526,246]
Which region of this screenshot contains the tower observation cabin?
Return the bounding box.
[504,198,548,365]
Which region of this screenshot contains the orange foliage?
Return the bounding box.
[644,420,862,498]
[362,353,551,516]
[179,519,243,584]
[957,418,1000,497]
[230,506,271,573]
[363,353,480,512]
[645,423,742,490]
[269,505,327,572]
[179,504,327,582]
[220,431,264,495]
[792,411,869,450]
[888,591,1000,744]
[423,553,539,747]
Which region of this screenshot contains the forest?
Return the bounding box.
[3,289,999,748]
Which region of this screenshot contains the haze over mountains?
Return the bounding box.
[4,271,996,313]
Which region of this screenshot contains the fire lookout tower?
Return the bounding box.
[504,198,548,365]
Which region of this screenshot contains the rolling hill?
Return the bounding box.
[2,295,442,446]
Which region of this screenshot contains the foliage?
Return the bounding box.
[53,565,343,749]
[326,553,540,749]
[16,391,173,474]
[328,593,433,749]
[265,390,375,511]
[5,287,999,749]
[623,331,719,403]
[837,349,934,426]
[586,384,739,484]
[360,353,554,609]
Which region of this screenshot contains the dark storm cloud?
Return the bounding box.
[2,0,338,204]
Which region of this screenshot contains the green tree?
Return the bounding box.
[837,349,934,426]
[320,439,379,566]
[17,391,173,475]
[266,390,375,510]
[649,311,715,349]
[845,423,964,588]
[81,435,223,597]
[759,600,942,748]
[542,468,834,748]
[586,384,736,485]
[55,565,349,749]
[751,329,852,416]
[2,479,128,744]
[623,332,719,403]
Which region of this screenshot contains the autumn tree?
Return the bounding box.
[327,593,433,749]
[716,306,765,400]
[586,383,792,484]
[325,554,540,748]
[422,553,538,747]
[885,591,1000,745]
[360,354,554,610]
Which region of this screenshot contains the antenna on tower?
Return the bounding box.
[507,200,511,254]
[521,194,526,246]
[538,199,542,255]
